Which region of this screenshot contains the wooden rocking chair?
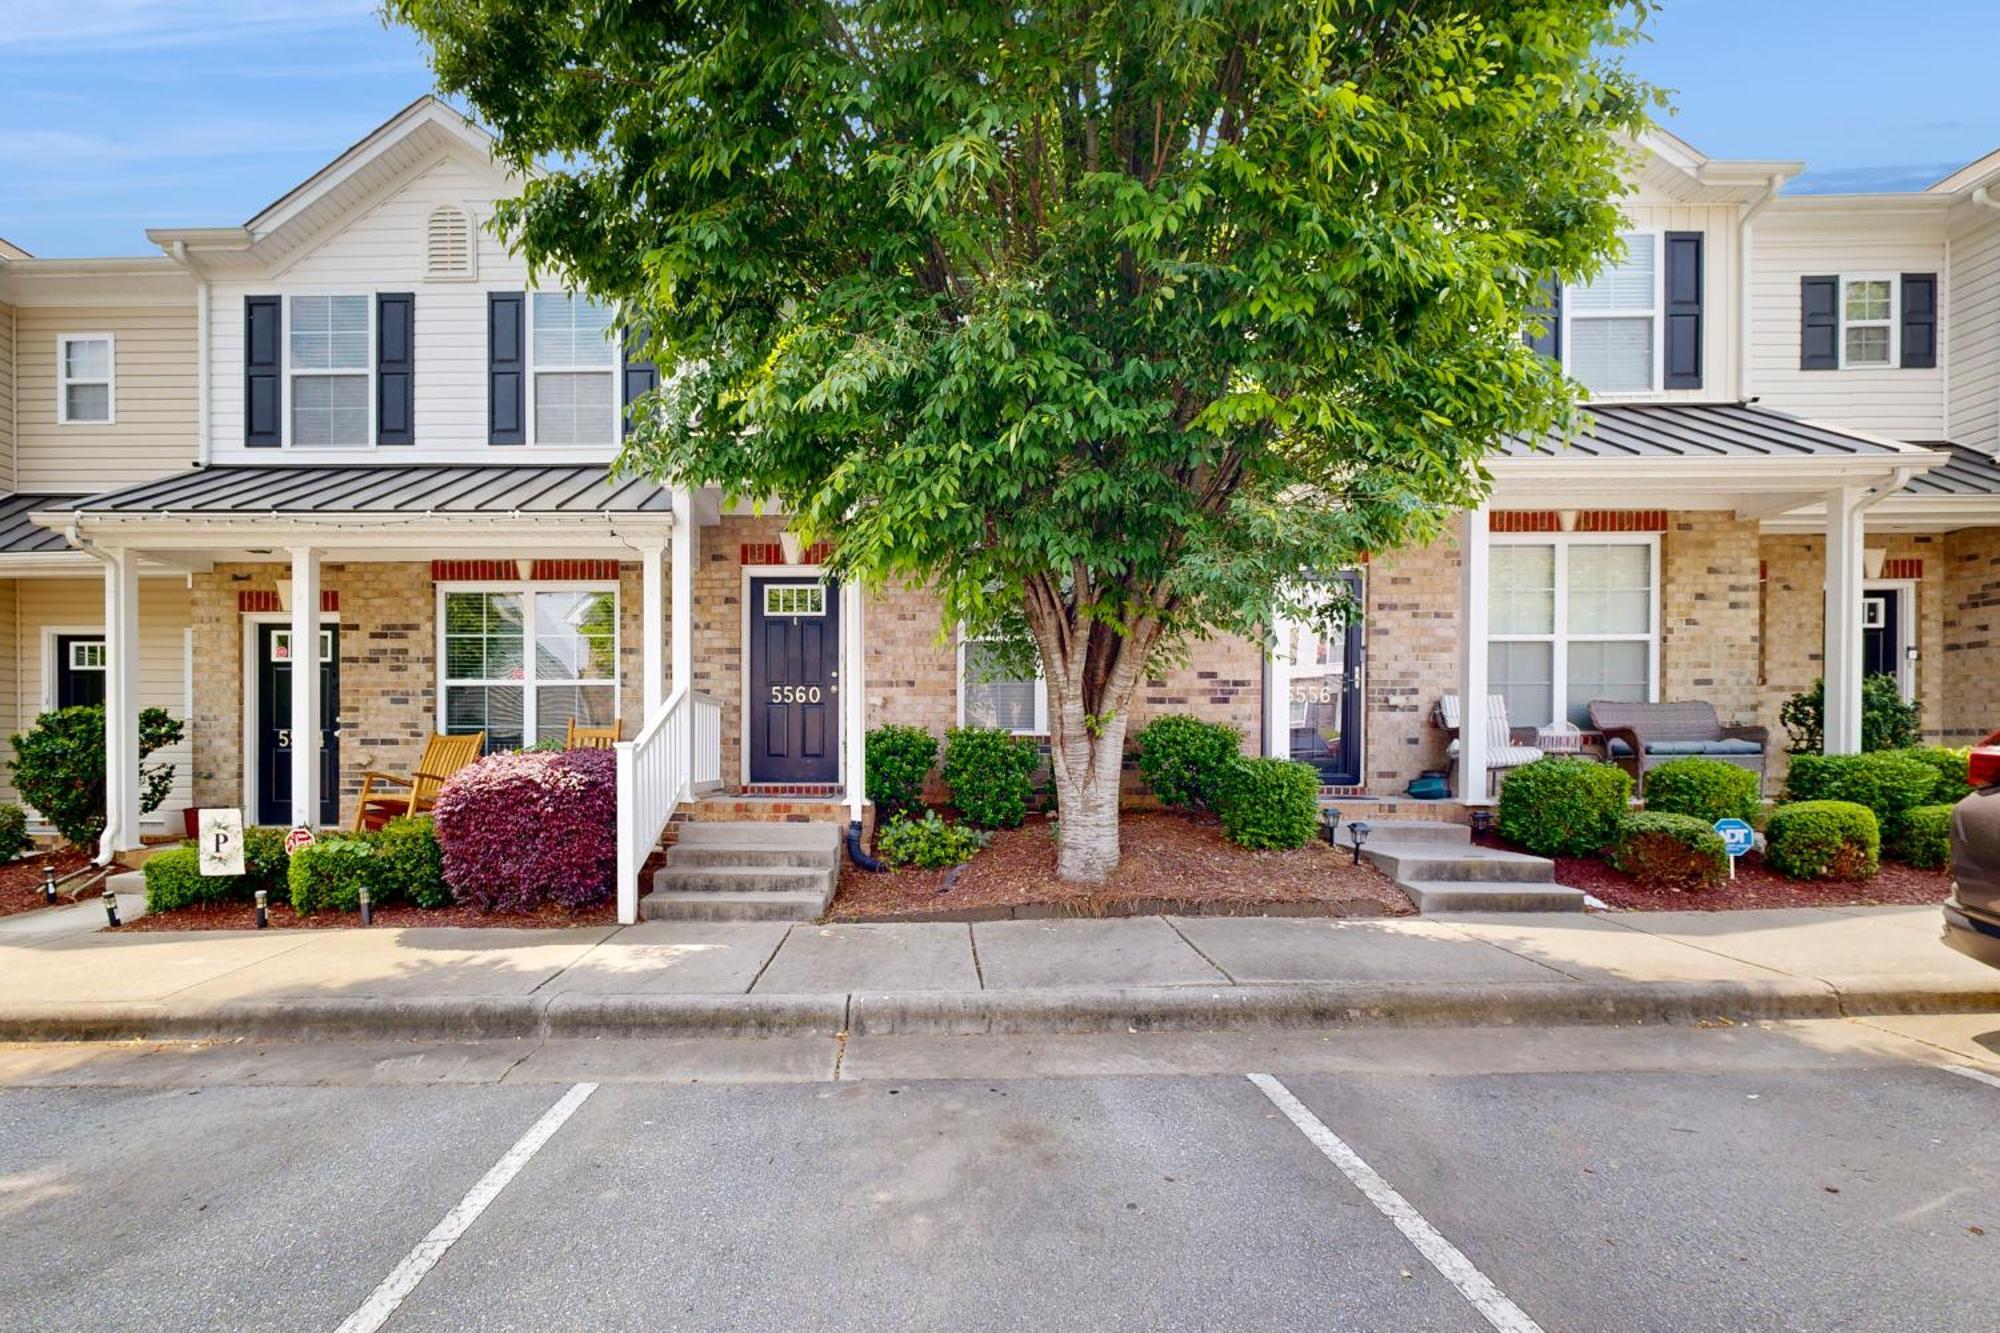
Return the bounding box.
[564,717,622,749]
[352,731,485,832]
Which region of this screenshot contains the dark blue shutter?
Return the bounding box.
[1900,272,1938,369]
[245,295,282,447]
[622,327,658,439]
[376,292,414,445]
[1800,276,1839,370]
[1525,277,1561,360]
[1663,232,1703,389]
[488,292,525,445]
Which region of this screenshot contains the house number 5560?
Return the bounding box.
[769,685,823,704]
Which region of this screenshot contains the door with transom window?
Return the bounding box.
[748,577,841,784]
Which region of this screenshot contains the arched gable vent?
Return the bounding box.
[426,204,476,280]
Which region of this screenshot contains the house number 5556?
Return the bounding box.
[769,685,822,704]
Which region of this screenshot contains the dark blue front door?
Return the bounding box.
[257,622,340,826]
[748,577,840,783]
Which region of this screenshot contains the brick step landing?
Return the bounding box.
[1317,797,1472,824]
[640,821,843,923]
[1359,828,1583,915]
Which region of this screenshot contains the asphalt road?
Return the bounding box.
[3,1020,1997,1332]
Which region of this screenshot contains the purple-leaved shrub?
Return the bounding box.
[432,747,617,911]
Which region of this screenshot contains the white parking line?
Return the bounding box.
[1945,1064,2000,1091]
[1248,1073,1545,1333]
[335,1082,598,1333]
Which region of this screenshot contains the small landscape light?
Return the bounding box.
[1469,808,1496,840]
[41,859,57,906]
[358,884,373,927]
[1346,820,1372,866]
[101,882,120,929]
[1320,806,1342,847]
[254,889,269,930]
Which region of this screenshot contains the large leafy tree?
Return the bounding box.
[395,0,1655,880]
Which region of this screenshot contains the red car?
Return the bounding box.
[1942,730,2000,969]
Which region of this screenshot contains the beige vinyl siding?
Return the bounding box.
[0,299,16,493]
[14,304,196,490]
[1749,208,1947,437]
[1947,204,2000,453]
[14,577,193,826]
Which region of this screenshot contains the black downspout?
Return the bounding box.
[846,819,885,872]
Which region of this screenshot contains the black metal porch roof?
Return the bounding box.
[49,464,673,517]
[0,493,87,553]
[1502,402,1916,461]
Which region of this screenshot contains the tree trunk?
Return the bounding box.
[1048,701,1131,882]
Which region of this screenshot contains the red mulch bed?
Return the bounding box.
[123,897,618,932]
[830,809,1414,921]
[1542,847,1952,912]
[0,848,114,920]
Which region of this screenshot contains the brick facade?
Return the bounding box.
[1943,526,2000,744]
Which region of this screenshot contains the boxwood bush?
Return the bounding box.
[1891,803,1956,870]
[1642,757,1762,826]
[1902,746,1974,807]
[865,725,939,820]
[1215,757,1321,850]
[1135,714,1242,810]
[1607,812,1728,891]
[370,816,450,908]
[143,845,242,913]
[0,803,31,864]
[1764,800,1879,881]
[288,836,377,915]
[432,747,617,911]
[1496,757,1633,857]
[8,704,183,849]
[875,811,989,869]
[942,727,1040,830]
[1783,751,1937,827]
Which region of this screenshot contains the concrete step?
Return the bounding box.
[1363,842,1554,884]
[651,864,835,896]
[670,820,843,852]
[1327,818,1469,846]
[666,843,840,870]
[1401,880,1588,913]
[639,889,830,922]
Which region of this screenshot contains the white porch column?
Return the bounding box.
[843,577,866,823]
[1457,503,1492,801]
[1264,616,1293,759]
[669,488,694,697]
[1823,487,1867,754]
[100,548,141,860]
[639,540,666,718]
[288,545,322,828]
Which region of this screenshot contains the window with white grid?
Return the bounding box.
[530,292,617,445]
[289,295,371,446]
[1565,232,1659,395]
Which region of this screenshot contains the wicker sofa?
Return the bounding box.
[1586,700,1770,793]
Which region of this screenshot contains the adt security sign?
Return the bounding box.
[1714,817,1755,878]
[197,808,246,877]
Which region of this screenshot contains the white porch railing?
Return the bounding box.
[691,692,723,791]
[616,686,689,924]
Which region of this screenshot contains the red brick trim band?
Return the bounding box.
[1490,510,1668,534]
[1882,557,1923,580]
[238,590,339,613]
[739,541,834,566]
[431,559,517,582]
[531,559,621,581]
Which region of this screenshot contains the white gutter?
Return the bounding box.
[1738,173,1787,402]
[1973,188,2000,445]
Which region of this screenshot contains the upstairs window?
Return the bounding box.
[1841,276,1895,367]
[1565,232,1658,395]
[530,293,617,446]
[56,334,114,424]
[289,295,370,446]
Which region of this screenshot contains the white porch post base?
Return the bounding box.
[1823,487,1866,755]
[1457,504,1492,801]
[843,578,865,823]
[100,548,142,860]
[288,545,323,828]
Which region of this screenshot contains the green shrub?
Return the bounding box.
[1607,812,1728,892]
[1891,803,1955,870]
[7,705,184,849]
[1902,746,1974,806]
[1764,801,1880,881]
[865,725,939,819]
[1496,757,1633,857]
[1642,757,1762,826]
[242,826,292,899]
[142,845,250,913]
[1214,757,1322,850]
[370,816,449,908]
[0,803,31,863]
[1784,751,1937,827]
[1780,675,1920,754]
[875,811,990,869]
[287,837,379,915]
[1135,715,1242,810]
[942,727,1040,829]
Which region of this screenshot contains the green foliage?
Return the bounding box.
[1642,757,1762,827]
[1497,758,1633,858]
[1607,812,1728,892]
[1902,746,1974,806]
[1764,801,1880,881]
[7,705,183,849]
[371,817,451,908]
[1784,751,1937,827]
[1135,715,1242,810]
[866,725,939,820]
[875,811,990,870]
[142,845,245,913]
[1214,757,1321,851]
[241,826,293,900]
[1891,803,1956,871]
[943,727,1041,830]
[0,804,30,863]
[394,0,1655,875]
[287,837,378,915]
[1779,676,1921,755]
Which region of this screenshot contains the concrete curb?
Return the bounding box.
[0,974,1993,1043]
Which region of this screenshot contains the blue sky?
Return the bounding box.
[3,1,1998,257]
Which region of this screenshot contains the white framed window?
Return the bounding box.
[288,295,372,447]
[1564,231,1660,395]
[439,584,619,751]
[957,637,1047,735]
[269,628,335,664]
[763,583,827,617]
[1487,535,1658,729]
[56,334,114,424]
[1840,275,1897,368]
[529,292,617,446]
[68,640,108,671]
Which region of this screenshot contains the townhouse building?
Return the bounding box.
[1,99,1995,923]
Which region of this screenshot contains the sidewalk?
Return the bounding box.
[1,905,1994,1041]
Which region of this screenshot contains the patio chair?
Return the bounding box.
[351,731,485,832]
[564,717,622,750]
[1435,694,1546,799]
